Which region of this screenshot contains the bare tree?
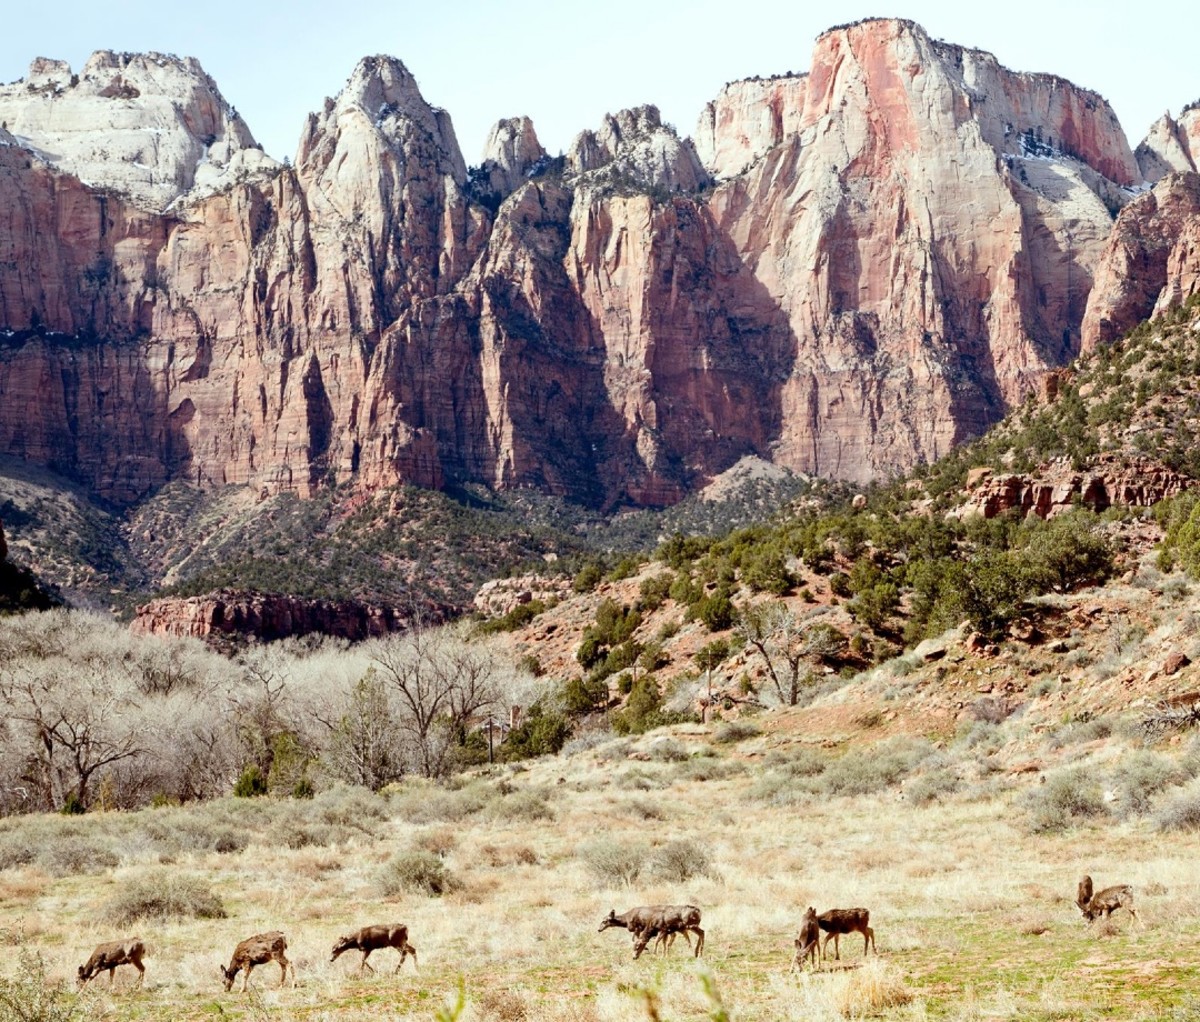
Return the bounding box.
[367,623,504,778]
[737,604,816,706]
[316,668,405,790]
[0,662,146,811]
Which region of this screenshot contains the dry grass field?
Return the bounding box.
[2,708,1198,1022]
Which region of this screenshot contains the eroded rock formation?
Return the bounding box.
[130,590,450,643]
[1081,171,1200,351]
[1136,106,1200,182]
[959,455,1192,519]
[0,20,1167,510]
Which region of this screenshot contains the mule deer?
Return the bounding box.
[220,931,293,992]
[635,904,704,959]
[600,905,704,959]
[790,907,820,973]
[77,938,145,989]
[817,907,875,960]
[1077,876,1140,925]
[330,924,417,974]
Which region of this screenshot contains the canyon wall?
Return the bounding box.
[0,20,1170,508]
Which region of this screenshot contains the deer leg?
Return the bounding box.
[865,925,876,954]
[693,925,704,957]
[360,949,375,974]
[633,931,651,960]
[134,959,145,988]
[278,957,291,987]
[242,964,253,993]
[108,967,116,987]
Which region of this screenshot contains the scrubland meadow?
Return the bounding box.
[2,678,1200,1022]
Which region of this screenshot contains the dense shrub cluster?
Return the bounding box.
[378,850,458,896]
[105,873,226,926]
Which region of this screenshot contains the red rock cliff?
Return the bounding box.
[0,22,1148,505]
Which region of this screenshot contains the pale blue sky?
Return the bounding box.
[1,1,1195,165]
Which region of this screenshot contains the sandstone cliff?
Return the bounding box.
[1136,106,1200,182]
[130,589,449,643]
[1081,171,1200,351]
[0,20,1156,509]
[959,455,1193,519]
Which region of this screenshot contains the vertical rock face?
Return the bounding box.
[0,22,1161,508]
[695,75,809,178]
[702,18,1135,478]
[1081,172,1200,351]
[1136,107,1200,182]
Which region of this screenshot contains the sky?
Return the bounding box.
[1,0,1196,166]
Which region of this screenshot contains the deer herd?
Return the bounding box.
[73,874,1138,993]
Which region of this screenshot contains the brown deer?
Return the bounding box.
[77,938,146,989]
[600,905,704,959]
[1076,876,1140,926]
[817,907,875,960]
[220,931,293,992]
[790,907,821,973]
[634,905,704,959]
[330,924,418,974]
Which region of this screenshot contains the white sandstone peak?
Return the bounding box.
[0,50,278,212]
[567,104,709,194]
[478,116,546,197]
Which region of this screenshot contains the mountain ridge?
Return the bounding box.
[0,18,1196,527]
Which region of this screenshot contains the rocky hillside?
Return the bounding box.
[1,18,1191,514]
[461,294,1200,729]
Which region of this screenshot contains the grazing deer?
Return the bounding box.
[330,924,418,974]
[634,904,704,959]
[77,938,146,989]
[600,905,704,959]
[1077,876,1140,925]
[790,907,821,973]
[817,907,875,960]
[220,931,293,992]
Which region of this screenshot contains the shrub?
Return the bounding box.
[816,738,932,797]
[695,638,731,672]
[39,838,120,878]
[692,588,737,632]
[612,676,690,735]
[904,768,960,806]
[105,872,226,926]
[646,738,689,762]
[485,788,556,822]
[0,950,89,1022]
[578,838,649,887]
[501,703,572,760]
[1025,768,1108,833]
[646,840,716,882]
[233,764,268,798]
[560,674,610,715]
[1108,751,1187,818]
[767,747,828,777]
[1155,782,1200,832]
[475,599,547,635]
[388,782,488,824]
[623,797,667,821]
[572,561,604,593]
[637,572,673,611]
[378,850,457,897]
[714,720,761,744]
[313,784,392,831]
